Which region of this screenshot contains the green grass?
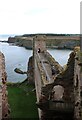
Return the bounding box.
[7,84,39,119]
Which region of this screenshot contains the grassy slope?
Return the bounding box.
[7,84,38,119]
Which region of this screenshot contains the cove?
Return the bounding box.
[0,42,32,82]
[0,42,72,83]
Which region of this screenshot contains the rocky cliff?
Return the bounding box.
[8,34,80,49]
[8,36,33,49]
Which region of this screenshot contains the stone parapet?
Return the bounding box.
[74,47,82,120]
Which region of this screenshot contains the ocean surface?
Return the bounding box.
[47,49,72,65]
[0,40,72,83]
[0,42,32,82]
[0,34,16,41]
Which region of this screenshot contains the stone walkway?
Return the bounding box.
[35,52,55,118]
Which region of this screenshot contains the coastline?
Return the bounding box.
[7,34,80,50]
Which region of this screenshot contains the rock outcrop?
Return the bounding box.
[8,36,33,49]
[14,68,27,74]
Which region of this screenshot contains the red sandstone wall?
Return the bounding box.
[0,52,10,119]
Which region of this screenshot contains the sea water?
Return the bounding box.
[0,42,72,83]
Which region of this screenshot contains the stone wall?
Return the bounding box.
[42,51,75,102]
[33,36,75,119]
[74,47,82,120]
[0,52,10,119]
[27,56,34,84]
[29,35,82,119]
[33,35,46,53]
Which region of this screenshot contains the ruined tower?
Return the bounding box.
[33,35,46,53]
[33,35,74,120]
[33,35,47,119]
